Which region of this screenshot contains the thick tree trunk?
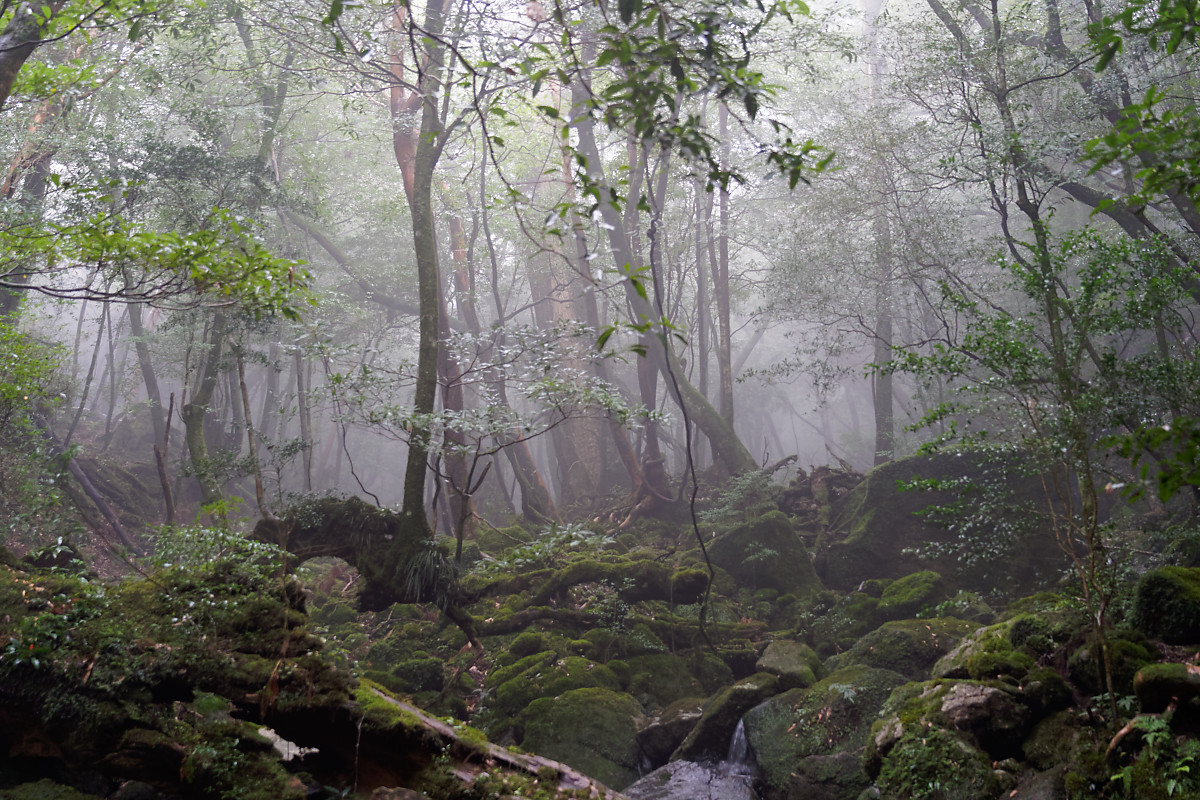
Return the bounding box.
[0,3,58,113]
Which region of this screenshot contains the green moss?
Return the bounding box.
[832,618,976,680]
[876,727,999,800]
[1067,635,1153,695]
[707,511,824,597]
[670,568,709,604]
[743,665,908,796]
[486,653,621,724]
[521,688,644,790]
[809,591,881,657]
[876,570,947,621]
[509,631,547,658]
[1,779,103,799]
[1132,566,1200,644]
[628,653,711,709]
[391,657,444,693]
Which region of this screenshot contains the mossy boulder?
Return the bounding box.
[818,452,1069,596]
[1131,566,1200,644]
[755,639,823,690]
[875,726,999,800]
[875,571,947,621]
[826,618,976,681]
[509,631,547,658]
[521,688,645,790]
[669,568,710,605]
[627,653,731,710]
[1022,710,1086,770]
[671,672,781,762]
[1067,633,1153,696]
[391,657,444,693]
[637,697,705,766]
[787,752,871,800]
[484,651,621,728]
[870,679,1034,765]
[932,622,1033,682]
[808,592,881,658]
[707,511,822,598]
[743,665,907,797]
[1134,662,1200,712]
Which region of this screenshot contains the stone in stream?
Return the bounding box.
[623,760,758,800]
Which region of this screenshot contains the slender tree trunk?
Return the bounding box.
[182,313,228,526]
[714,104,735,427]
[294,346,312,492]
[570,76,756,476]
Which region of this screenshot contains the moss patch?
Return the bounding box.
[521,688,644,790]
[1131,566,1200,644]
[743,664,907,796]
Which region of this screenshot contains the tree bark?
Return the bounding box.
[182,313,228,526]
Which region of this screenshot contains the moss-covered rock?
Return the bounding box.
[670,568,710,605]
[521,688,645,790]
[391,657,444,693]
[808,592,881,658]
[509,631,547,658]
[671,672,780,762]
[1134,662,1200,712]
[1022,710,1086,770]
[627,653,731,711]
[876,727,999,800]
[787,752,871,800]
[637,697,705,766]
[827,618,976,681]
[870,678,1034,767]
[1131,566,1200,644]
[707,511,823,598]
[484,652,621,729]
[875,571,947,621]
[817,452,1068,596]
[755,639,823,690]
[1067,634,1153,696]
[743,665,907,797]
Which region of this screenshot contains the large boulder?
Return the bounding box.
[816,452,1072,596]
[520,688,645,790]
[1131,566,1200,644]
[637,698,704,766]
[870,679,1034,767]
[708,511,823,598]
[671,672,781,762]
[743,665,907,798]
[483,651,621,733]
[825,618,977,681]
[875,571,947,621]
[756,640,824,690]
[875,726,1000,800]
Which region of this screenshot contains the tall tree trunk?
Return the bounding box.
[570,75,756,476]
[127,302,166,446]
[182,313,229,526]
[391,0,450,526]
[714,104,735,426]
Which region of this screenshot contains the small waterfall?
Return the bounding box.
[721,718,758,781]
[727,719,751,765]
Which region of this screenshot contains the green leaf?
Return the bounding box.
[619,0,642,24]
